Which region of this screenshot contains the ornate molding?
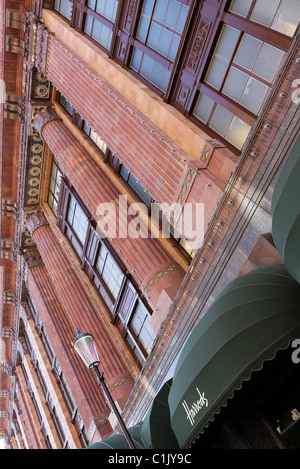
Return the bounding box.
[25,211,49,236]
[35,23,53,75]
[33,106,61,136]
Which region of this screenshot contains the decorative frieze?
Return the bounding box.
[35,24,53,75]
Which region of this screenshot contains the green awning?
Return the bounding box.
[86,380,179,449]
[141,379,179,449]
[168,266,300,448]
[272,134,300,284]
[85,424,145,449]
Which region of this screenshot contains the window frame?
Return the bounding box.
[127,0,194,98]
[190,4,291,152]
[72,0,121,55]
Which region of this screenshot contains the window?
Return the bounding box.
[83,0,119,51]
[48,159,63,216]
[119,163,152,207]
[51,176,155,366]
[130,0,190,93]
[93,243,124,312]
[126,302,156,364]
[65,194,89,257]
[54,0,73,20]
[60,94,75,116]
[193,21,286,150]
[82,121,107,155]
[229,0,300,37]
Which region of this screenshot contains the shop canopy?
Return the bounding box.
[85,424,145,449]
[86,380,178,449]
[272,134,300,284]
[168,266,300,448]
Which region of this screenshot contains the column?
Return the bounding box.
[26,211,134,427]
[33,108,185,316]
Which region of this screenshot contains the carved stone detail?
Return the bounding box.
[33,107,61,136]
[26,211,49,236]
[35,24,52,75]
[187,19,210,72]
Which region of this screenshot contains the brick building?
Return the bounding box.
[0,0,300,449]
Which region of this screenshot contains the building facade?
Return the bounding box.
[0,0,300,449]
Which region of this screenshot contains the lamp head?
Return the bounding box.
[72,328,100,369]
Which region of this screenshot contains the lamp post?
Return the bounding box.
[72,328,135,449]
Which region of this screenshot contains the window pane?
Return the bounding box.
[84,14,93,35]
[120,165,130,181]
[253,43,285,82]
[165,0,181,30]
[143,0,155,16]
[66,227,83,257]
[131,303,155,354]
[210,105,233,137]
[150,60,165,88]
[229,0,252,17]
[83,121,91,135]
[87,0,96,9]
[169,34,180,61]
[223,67,249,102]
[148,22,161,49]
[251,0,281,28]
[205,56,228,90]
[94,276,114,311]
[153,0,167,22]
[176,3,189,33]
[215,25,240,61]
[240,77,269,114]
[128,173,138,190]
[137,15,150,43]
[272,0,300,36]
[140,54,153,80]
[234,34,262,71]
[131,47,142,71]
[193,93,215,123]
[226,116,251,150]
[158,28,173,58]
[103,0,118,22]
[160,67,171,92]
[57,0,72,19]
[67,197,88,245]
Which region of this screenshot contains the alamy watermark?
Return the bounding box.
[95,195,205,250]
[291,339,300,364]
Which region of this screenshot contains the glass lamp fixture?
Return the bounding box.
[72,328,100,368]
[72,327,136,449]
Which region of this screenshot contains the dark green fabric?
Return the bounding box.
[272,134,300,284]
[86,381,178,449]
[85,424,145,449]
[168,266,300,448]
[141,379,179,449]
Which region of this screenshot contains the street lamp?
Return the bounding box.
[72,328,136,449]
